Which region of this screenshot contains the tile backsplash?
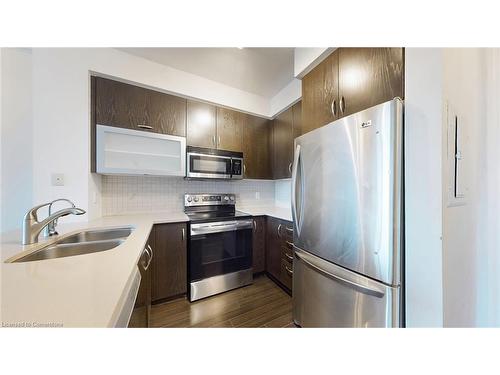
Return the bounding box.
[101,176,277,215]
[275,179,291,208]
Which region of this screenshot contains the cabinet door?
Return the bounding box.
[243,115,272,179]
[216,107,244,152]
[128,230,153,328]
[147,90,186,136]
[339,48,404,117]
[152,223,187,302]
[301,50,339,134]
[187,100,217,148]
[272,107,294,179]
[266,217,282,281]
[95,77,148,130]
[252,216,266,273]
[292,100,303,139]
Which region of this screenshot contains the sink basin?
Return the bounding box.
[56,227,133,244]
[10,226,134,263]
[13,239,125,262]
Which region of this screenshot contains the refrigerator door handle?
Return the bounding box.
[295,249,386,298]
[291,144,302,235]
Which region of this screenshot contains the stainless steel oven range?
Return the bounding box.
[185,193,253,302]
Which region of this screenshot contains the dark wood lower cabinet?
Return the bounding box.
[252,216,266,273]
[128,230,154,328]
[266,216,293,294]
[152,223,187,302]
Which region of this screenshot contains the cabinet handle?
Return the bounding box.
[284,252,293,262]
[182,227,185,241]
[340,96,345,114]
[253,219,257,231]
[285,240,293,248]
[285,226,293,234]
[212,135,216,146]
[277,223,283,238]
[243,164,246,175]
[142,245,153,271]
[285,265,293,276]
[331,100,337,117]
[288,163,292,173]
[137,124,153,130]
[218,135,221,146]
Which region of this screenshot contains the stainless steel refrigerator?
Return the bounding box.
[292,98,404,328]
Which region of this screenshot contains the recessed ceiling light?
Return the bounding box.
[237,47,244,49]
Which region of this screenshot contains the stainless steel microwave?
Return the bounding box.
[186,146,243,180]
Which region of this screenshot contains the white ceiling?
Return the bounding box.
[118,48,295,98]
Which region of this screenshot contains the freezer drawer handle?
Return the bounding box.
[295,250,385,298]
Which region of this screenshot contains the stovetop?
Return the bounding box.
[184,193,251,223]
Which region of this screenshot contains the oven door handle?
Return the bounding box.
[190,220,253,235]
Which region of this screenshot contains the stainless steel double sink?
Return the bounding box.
[11,227,134,263]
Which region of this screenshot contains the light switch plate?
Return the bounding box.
[51,173,65,186]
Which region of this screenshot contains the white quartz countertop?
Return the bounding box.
[0,211,188,328]
[238,205,292,222]
[0,207,291,328]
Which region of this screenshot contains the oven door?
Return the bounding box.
[187,152,232,179]
[189,220,253,282]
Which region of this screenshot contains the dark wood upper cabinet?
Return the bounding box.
[95,77,148,130]
[252,216,266,274]
[152,223,187,302]
[147,90,186,137]
[243,115,272,179]
[186,100,217,148]
[338,48,404,117]
[272,106,294,179]
[301,50,339,134]
[301,48,404,133]
[216,107,244,152]
[94,76,186,136]
[292,100,303,139]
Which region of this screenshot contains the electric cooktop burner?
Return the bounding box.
[183,193,251,223]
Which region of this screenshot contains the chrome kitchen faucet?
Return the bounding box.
[22,199,86,245]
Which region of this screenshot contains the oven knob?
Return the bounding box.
[187,196,192,202]
[194,197,199,202]
[229,196,235,201]
[224,196,229,202]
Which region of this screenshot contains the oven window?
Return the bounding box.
[190,155,230,175]
[189,228,252,281]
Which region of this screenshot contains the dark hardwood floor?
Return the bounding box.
[150,275,294,328]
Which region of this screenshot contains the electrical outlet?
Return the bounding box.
[51,173,65,186]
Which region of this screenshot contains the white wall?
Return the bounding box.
[274,179,291,208]
[441,49,483,327]
[270,79,301,117]
[476,49,500,326]
[293,48,334,78]
[1,48,33,232]
[404,48,444,327]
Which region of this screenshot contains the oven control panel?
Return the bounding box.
[184,193,236,207]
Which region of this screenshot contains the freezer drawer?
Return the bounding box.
[293,248,400,328]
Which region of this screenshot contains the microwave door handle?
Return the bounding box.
[230,158,233,179]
